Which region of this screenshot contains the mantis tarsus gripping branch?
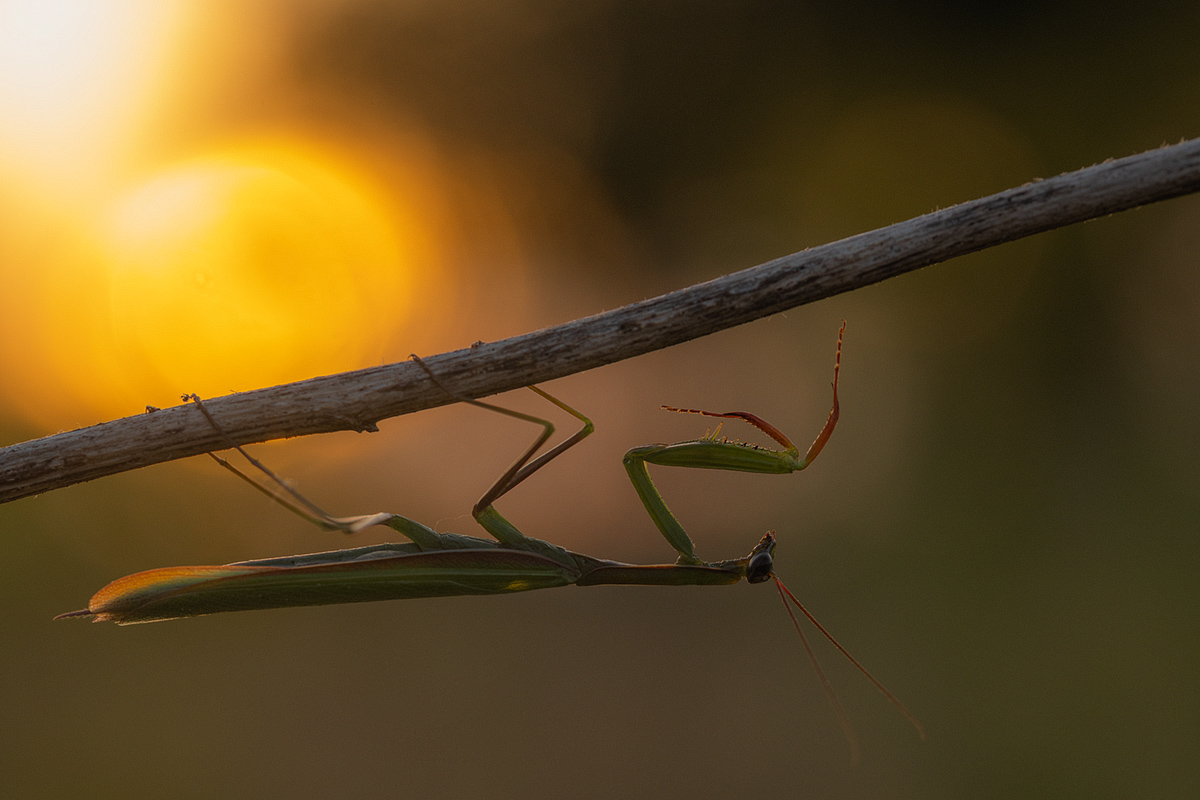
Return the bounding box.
[57,322,923,756]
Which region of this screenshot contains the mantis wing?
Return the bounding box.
[61,547,582,625]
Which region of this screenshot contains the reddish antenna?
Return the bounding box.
[772,573,925,760]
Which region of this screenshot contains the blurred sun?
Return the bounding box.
[0,2,499,432]
[0,141,443,428]
[102,142,433,401]
[0,0,189,197]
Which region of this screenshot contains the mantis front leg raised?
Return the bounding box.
[624,321,843,564]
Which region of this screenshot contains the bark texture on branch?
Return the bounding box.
[3,137,1200,504]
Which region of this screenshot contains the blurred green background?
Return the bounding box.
[1,2,1198,798]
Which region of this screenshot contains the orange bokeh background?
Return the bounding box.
[2,3,1199,799]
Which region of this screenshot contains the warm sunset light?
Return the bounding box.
[101,142,434,403]
[0,0,460,429]
[0,140,443,428]
[0,0,187,195]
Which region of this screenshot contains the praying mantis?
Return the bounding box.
[58,323,924,751]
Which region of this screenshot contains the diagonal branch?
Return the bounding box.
[3,137,1200,505]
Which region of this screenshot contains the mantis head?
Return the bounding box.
[745,531,777,584]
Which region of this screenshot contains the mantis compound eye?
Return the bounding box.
[746,550,774,584]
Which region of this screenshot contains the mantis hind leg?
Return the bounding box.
[186,394,394,536]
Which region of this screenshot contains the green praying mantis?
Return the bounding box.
[58,323,923,752]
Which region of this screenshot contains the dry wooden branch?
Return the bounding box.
[3,137,1200,505]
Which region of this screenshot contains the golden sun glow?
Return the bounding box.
[0,0,188,195]
[102,143,432,401]
[0,142,442,428]
[0,4,466,430]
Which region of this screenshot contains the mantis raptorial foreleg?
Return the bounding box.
[623,321,843,564]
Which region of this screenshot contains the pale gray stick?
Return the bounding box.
[3,137,1200,505]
